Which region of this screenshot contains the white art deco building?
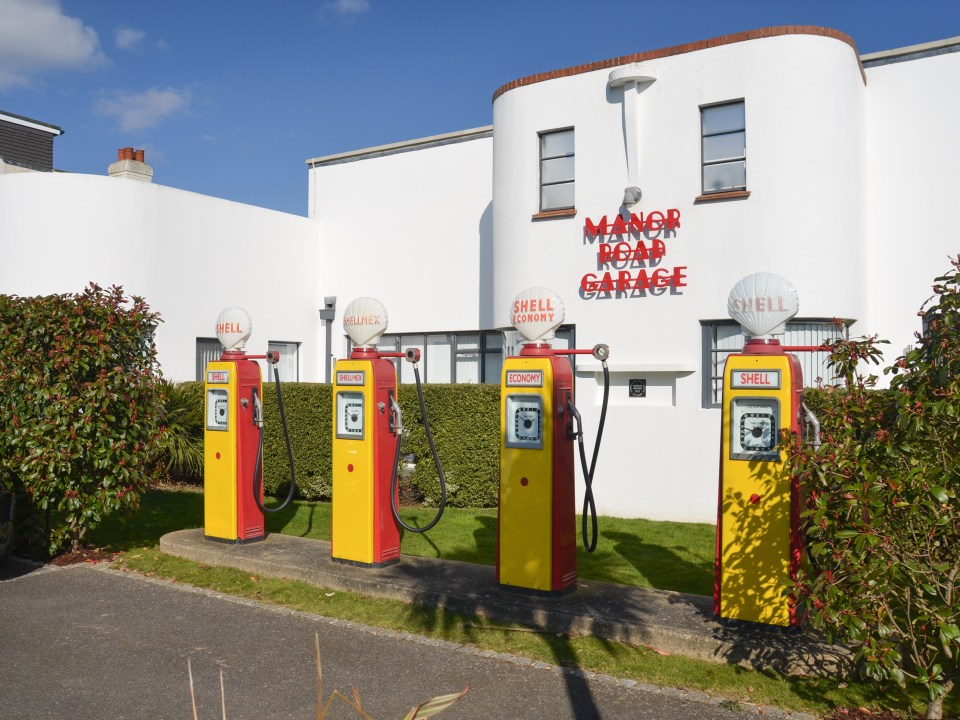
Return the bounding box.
[2,27,958,521]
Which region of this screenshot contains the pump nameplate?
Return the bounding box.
[207,370,230,384]
[505,370,543,387]
[731,369,781,389]
[336,370,366,386]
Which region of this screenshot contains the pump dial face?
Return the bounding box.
[344,403,363,434]
[504,394,544,449]
[336,391,365,439]
[730,397,780,459]
[515,407,542,441]
[740,412,775,451]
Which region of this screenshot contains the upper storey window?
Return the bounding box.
[701,102,746,194]
[539,128,575,211]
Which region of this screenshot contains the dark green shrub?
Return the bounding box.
[789,257,960,719]
[194,379,502,507]
[261,382,332,500]
[0,284,164,555]
[399,383,500,508]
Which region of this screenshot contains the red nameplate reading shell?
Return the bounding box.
[731,370,781,389]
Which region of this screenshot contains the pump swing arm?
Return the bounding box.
[556,344,610,553]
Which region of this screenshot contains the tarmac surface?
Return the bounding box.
[0,555,821,720]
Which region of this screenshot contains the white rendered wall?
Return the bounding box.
[0,172,321,381]
[309,135,493,368]
[493,34,868,521]
[864,50,960,361]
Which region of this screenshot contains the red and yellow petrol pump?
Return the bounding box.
[497,287,610,595]
[331,297,447,567]
[204,306,297,543]
[714,273,808,626]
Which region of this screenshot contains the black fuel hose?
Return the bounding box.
[569,360,610,553]
[390,364,447,533]
[253,363,297,514]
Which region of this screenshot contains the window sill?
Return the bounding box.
[532,208,577,221]
[695,190,751,203]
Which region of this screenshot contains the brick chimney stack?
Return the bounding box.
[108,147,153,182]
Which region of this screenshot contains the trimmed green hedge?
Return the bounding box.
[176,381,501,508]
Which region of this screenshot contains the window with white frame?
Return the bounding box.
[701,319,849,408]
[346,328,575,384]
[539,128,575,211]
[701,101,746,194]
[266,341,300,381]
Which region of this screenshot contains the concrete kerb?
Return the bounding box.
[159,528,850,678]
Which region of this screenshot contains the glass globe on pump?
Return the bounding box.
[215,306,253,353]
[342,297,389,349]
[727,273,799,340]
[510,287,565,344]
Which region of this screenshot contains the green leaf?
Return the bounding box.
[929,486,950,503]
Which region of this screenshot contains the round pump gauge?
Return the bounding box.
[730,397,780,459]
[740,412,775,451]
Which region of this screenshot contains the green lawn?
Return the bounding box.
[91,488,715,596]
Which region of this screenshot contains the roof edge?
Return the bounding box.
[861,35,960,66]
[492,26,864,102]
[306,126,493,167]
[0,110,63,136]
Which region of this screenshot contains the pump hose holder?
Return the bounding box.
[573,350,610,553]
[253,361,298,515]
[389,357,447,534]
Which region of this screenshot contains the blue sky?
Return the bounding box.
[1,0,957,216]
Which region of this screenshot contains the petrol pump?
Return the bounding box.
[714,273,808,626]
[497,287,610,595]
[204,306,297,543]
[331,297,447,567]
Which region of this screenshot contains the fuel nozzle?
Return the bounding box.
[593,343,610,362]
[252,388,264,427]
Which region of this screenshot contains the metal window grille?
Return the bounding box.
[344,327,576,384]
[196,338,222,380]
[701,319,849,408]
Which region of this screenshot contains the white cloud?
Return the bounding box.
[115,27,146,51]
[318,0,370,21]
[0,0,105,89]
[96,87,191,132]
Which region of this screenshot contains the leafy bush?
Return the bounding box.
[155,381,205,483]
[399,383,501,508]
[789,257,960,719]
[260,381,501,508]
[0,284,164,555]
[174,376,501,507]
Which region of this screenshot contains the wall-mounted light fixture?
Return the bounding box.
[608,64,656,210]
[319,296,337,383]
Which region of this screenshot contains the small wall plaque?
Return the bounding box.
[629,379,647,398]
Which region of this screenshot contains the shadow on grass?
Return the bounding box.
[86,488,204,551]
[598,530,713,596]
